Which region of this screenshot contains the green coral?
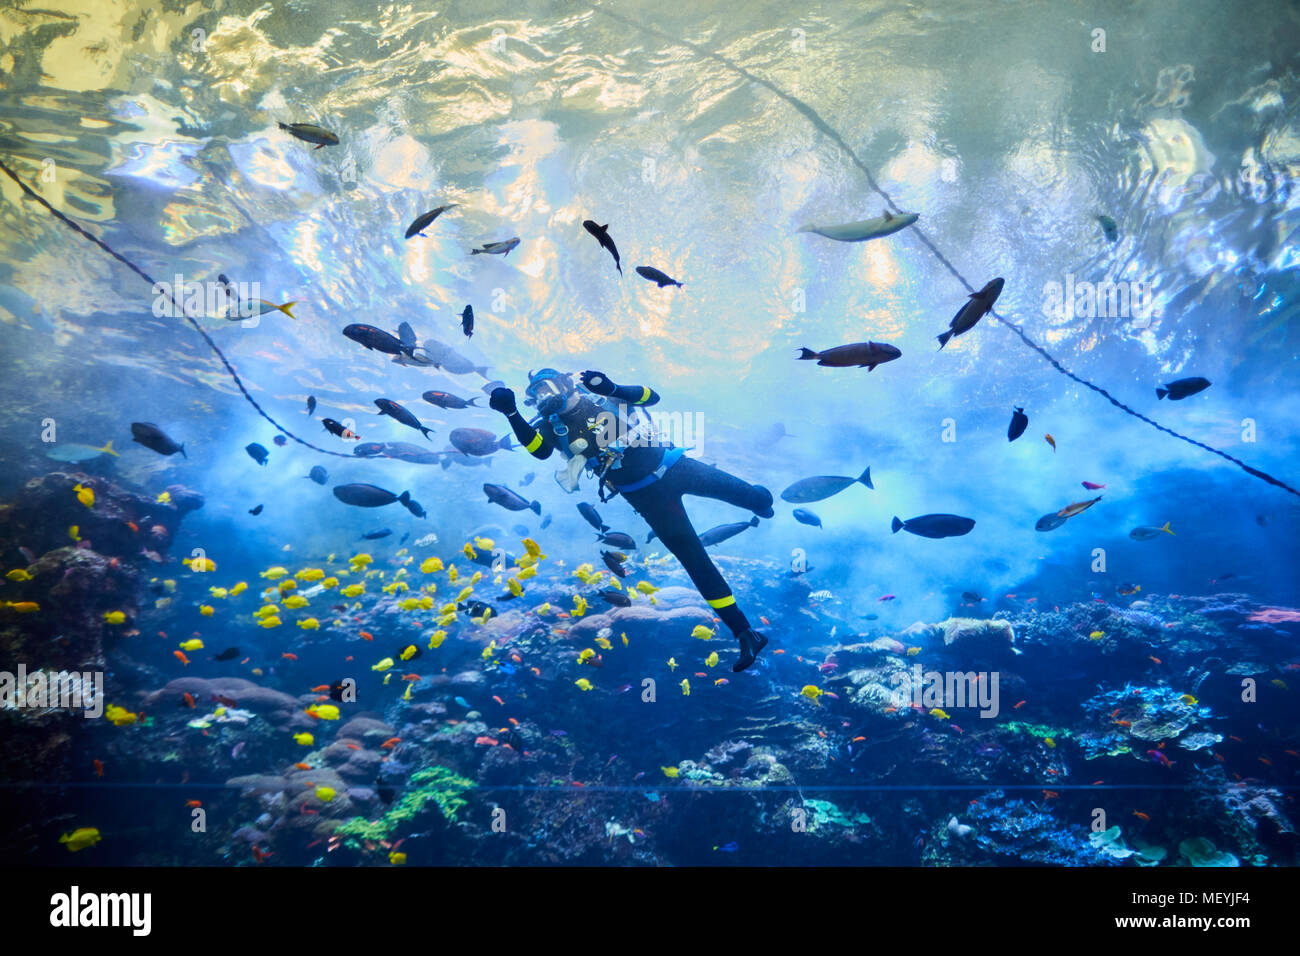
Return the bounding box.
[1002,722,1069,740]
[335,765,474,847]
[803,799,871,831]
[1178,837,1239,867]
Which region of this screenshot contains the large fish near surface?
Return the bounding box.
[131,422,186,458]
[699,516,760,548]
[279,122,338,148]
[1156,377,1210,401]
[439,446,492,468]
[404,204,457,239]
[375,399,435,441]
[305,465,328,485]
[381,442,443,465]
[635,266,682,288]
[471,238,520,256]
[1007,407,1028,442]
[583,220,622,274]
[1057,495,1102,519]
[332,483,412,508]
[423,390,480,410]
[891,514,976,538]
[416,338,489,376]
[450,427,513,457]
[797,341,901,371]
[798,209,918,243]
[1035,511,1068,532]
[1130,521,1174,540]
[46,440,118,463]
[483,483,541,515]
[578,503,608,533]
[343,324,414,357]
[938,277,1004,349]
[781,468,872,503]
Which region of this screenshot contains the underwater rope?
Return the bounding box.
[591,5,1300,499]
[0,157,359,459]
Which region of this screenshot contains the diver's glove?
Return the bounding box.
[580,370,617,396]
[489,387,517,415]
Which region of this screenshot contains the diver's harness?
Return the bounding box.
[536,389,681,503]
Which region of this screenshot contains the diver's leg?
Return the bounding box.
[624,485,769,672]
[666,456,774,518]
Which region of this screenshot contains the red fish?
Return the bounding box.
[252,846,272,864]
[380,737,401,749]
[878,594,896,602]
[182,692,196,709]
[93,759,104,778]
[1133,811,1150,821]
[186,800,202,808]
[360,631,374,641]
[173,650,190,666]
[310,685,330,692]
[212,694,238,707]
[1082,481,1106,490]
[282,653,298,661]
[1147,749,1175,769]
[1013,700,1026,710]
[492,695,505,706]
[474,736,499,746]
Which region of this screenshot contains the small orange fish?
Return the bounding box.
[817,731,826,738]
[127,521,139,533]
[173,650,190,666]
[310,685,330,692]
[282,652,298,661]
[360,631,374,641]
[1092,780,1104,786]
[1259,757,1273,767]
[186,800,202,808]
[1213,753,1224,762]
[1133,811,1150,821]
[1042,790,1059,800]
[760,616,770,626]
[773,649,785,655]
[294,762,311,770]
[1115,719,1132,728]
[510,653,522,663]
[852,736,866,743]
[530,667,541,676]
[252,846,272,864]
[345,655,353,661]
[380,737,401,749]
[240,657,250,664]
[183,692,196,709]
[492,695,505,706]
[556,611,570,618]
[401,673,420,681]
[1013,700,1026,710]
[93,759,104,778]
[1110,708,1120,719]
[1046,768,1059,775]
[346,743,361,751]
[1286,750,1299,758]
[883,705,898,714]
[1149,656,1162,665]
[314,695,328,702]
[508,717,519,726]
[1230,735,1243,743]
[1045,433,1056,451]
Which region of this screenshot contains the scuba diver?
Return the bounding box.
[488,369,773,672]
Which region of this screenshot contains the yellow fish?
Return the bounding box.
[621,633,628,647]
[573,595,588,617]
[254,604,278,617]
[428,630,447,649]
[260,567,289,580]
[661,766,679,779]
[705,651,719,668]
[307,704,339,720]
[5,569,33,582]
[229,581,247,596]
[59,827,101,852]
[103,611,126,625]
[454,586,474,603]
[577,648,596,664]
[400,644,419,661]
[1270,679,1288,690]
[282,595,309,609]
[293,733,314,746]
[474,537,495,551]
[296,568,325,581]
[691,625,714,640]
[667,657,677,672]
[906,646,922,657]
[1089,630,1105,641]
[801,685,823,704]
[156,491,172,504]
[594,636,612,650]
[321,577,339,590]
[420,557,443,574]
[636,581,657,594]
[340,584,365,598]
[402,682,413,701]
[68,525,81,542]
[517,566,537,581]
[508,578,523,597]
[399,598,421,611]
[71,483,94,508]
[105,704,136,727]
[315,786,335,802]
[389,851,407,865]
[298,617,320,630]
[258,616,282,628]
[680,678,691,696]
[535,602,551,616]
[179,639,203,652]
[523,538,541,558]
[1179,694,1197,705]
[199,605,214,617]
[278,580,298,593]
[350,553,373,568]
[463,543,477,560]
[372,657,395,672]
[929,708,950,720]
[208,587,228,599]
[1044,737,1057,748]
[575,678,593,691]
[186,557,217,573]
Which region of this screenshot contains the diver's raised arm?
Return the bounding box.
[490,387,553,459]
[581,370,659,407]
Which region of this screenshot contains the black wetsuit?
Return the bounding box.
[499,376,772,638]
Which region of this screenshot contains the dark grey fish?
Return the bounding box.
[597,531,637,549]
[1008,407,1028,442]
[131,422,186,458]
[382,442,442,465]
[423,390,480,410]
[450,427,512,456]
[273,435,287,447]
[890,514,975,538]
[460,305,474,339]
[1035,511,1068,532]
[792,509,822,528]
[520,472,536,486]
[471,238,520,256]
[635,265,681,287]
[323,419,361,440]
[306,465,328,485]
[375,399,435,440]
[397,321,417,351]
[699,516,759,547]
[245,443,269,466]
[279,122,339,148]
[938,277,1004,349]
[352,442,385,457]
[583,220,622,274]
[540,514,552,529]
[343,323,413,357]
[483,483,541,515]
[578,503,608,533]
[405,204,457,239]
[781,468,872,503]
[249,504,263,515]
[1098,215,1118,242]
[601,550,630,577]
[362,528,393,540]
[797,341,901,370]
[401,494,426,518]
[305,395,316,416]
[332,483,406,508]
[599,588,631,607]
[1156,377,1210,401]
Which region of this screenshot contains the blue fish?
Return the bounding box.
[714,842,739,853]
[454,696,470,708]
[644,791,660,802]
[498,662,517,675]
